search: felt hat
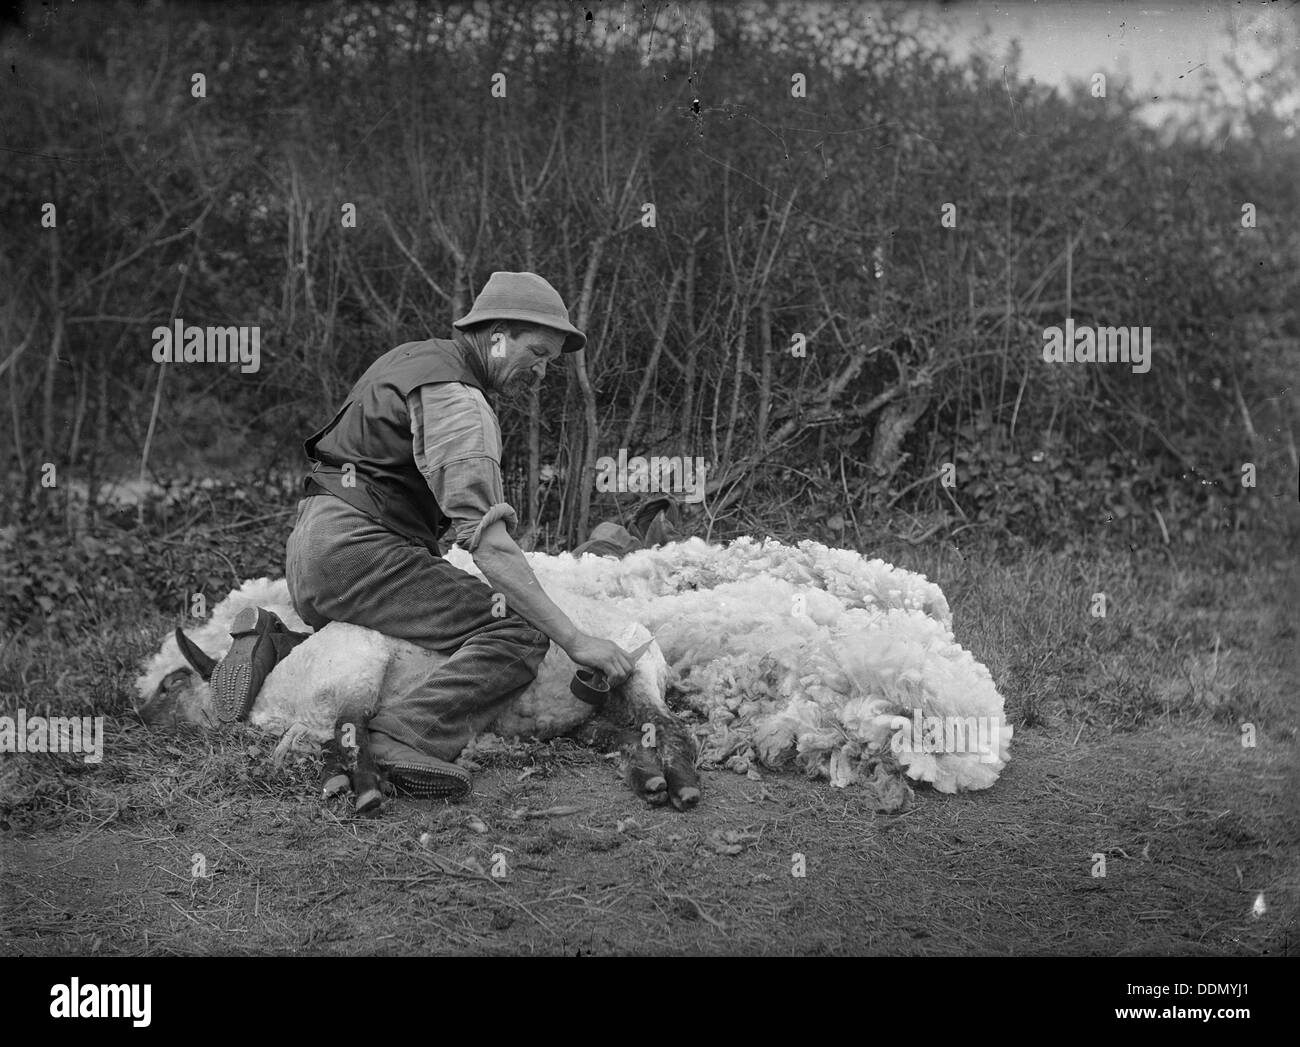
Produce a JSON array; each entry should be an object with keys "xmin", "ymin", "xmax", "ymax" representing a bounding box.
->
[{"xmin": 453, "ymin": 271, "xmax": 586, "ymax": 353}]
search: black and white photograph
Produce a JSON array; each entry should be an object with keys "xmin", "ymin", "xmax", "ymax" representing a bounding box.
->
[{"xmin": 0, "ymin": 0, "xmax": 1295, "ymax": 988}]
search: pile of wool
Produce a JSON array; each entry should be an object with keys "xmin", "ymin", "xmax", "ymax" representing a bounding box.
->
[
  {"xmin": 446, "ymin": 537, "xmax": 1008, "ymax": 795},
  {"xmin": 446, "ymin": 536, "xmax": 951, "ymax": 626},
  {"xmin": 606, "ymin": 576, "xmax": 1007, "ymax": 794}
]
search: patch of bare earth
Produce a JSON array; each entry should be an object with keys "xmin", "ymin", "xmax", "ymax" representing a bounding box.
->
[{"xmin": 2, "ymin": 718, "xmax": 1294, "ymax": 956}]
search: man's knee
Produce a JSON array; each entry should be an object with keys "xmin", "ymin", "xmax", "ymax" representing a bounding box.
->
[{"xmin": 285, "ymin": 546, "xmax": 328, "ymax": 629}]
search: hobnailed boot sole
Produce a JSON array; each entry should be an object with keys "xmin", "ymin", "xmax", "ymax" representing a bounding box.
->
[
  {"xmin": 211, "ymin": 606, "xmax": 276, "ymax": 723},
  {"xmin": 386, "ymin": 761, "xmax": 473, "ymax": 801}
]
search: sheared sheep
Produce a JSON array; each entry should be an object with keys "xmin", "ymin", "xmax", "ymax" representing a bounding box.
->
[{"xmin": 135, "ymin": 537, "xmax": 1012, "ymax": 811}]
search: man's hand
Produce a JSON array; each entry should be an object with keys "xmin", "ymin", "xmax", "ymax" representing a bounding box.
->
[
  {"xmin": 473, "ymin": 521, "xmax": 636, "ymax": 686},
  {"xmin": 564, "ymin": 633, "xmax": 635, "ymax": 687}
]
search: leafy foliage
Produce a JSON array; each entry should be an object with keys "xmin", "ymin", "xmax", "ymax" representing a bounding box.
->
[
  {"xmin": 0, "ymin": 477, "xmax": 296, "ymax": 640},
  {"xmin": 1, "ymin": 0, "xmax": 1295, "ymax": 558}
]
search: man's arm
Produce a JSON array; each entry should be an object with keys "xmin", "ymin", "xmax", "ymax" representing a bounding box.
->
[
  {"xmin": 472, "ymin": 518, "xmax": 635, "ymax": 683},
  {"xmin": 408, "ymin": 383, "xmax": 633, "ymax": 681}
]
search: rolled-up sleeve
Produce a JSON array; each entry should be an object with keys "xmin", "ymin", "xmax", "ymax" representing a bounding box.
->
[{"xmin": 409, "ymin": 383, "xmax": 518, "ymax": 552}]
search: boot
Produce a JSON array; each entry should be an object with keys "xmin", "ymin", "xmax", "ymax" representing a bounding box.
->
[{"xmin": 210, "ymin": 607, "xmax": 311, "ymax": 723}]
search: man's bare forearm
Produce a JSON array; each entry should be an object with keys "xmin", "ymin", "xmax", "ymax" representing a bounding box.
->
[{"xmin": 471, "ymin": 521, "xmax": 579, "ymax": 652}]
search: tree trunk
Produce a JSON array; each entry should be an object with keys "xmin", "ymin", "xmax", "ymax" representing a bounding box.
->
[
  {"xmin": 757, "ymin": 299, "xmax": 772, "ymax": 457},
  {"xmin": 66, "ymin": 358, "xmax": 88, "ymax": 464},
  {"xmin": 621, "ymin": 266, "xmax": 682, "ymax": 448},
  {"xmin": 722, "ymin": 310, "xmax": 748, "ymax": 465},
  {"xmin": 563, "ymin": 237, "xmax": 606, "ymax": 546},
  {"xmin": 41, "ymin": 221, "xmax": 63, "ymax": 467},
  {"xmin": 680, "ymin": 235, "xmax": 700, "ymax": 443},
  {"xmin": 522, "ymin": 236, "xmax": 540, "ymax": 550}
]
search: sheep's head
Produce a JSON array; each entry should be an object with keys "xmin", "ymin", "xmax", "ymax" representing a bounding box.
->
[{"xmin": 134, "ymin": 628, "xmax": 219, "ymax": 728}]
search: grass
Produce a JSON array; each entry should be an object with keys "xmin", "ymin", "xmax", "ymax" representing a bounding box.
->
[{"xmin": 1, "ymin": 509, "xmax": 1296, "ymax": 955}]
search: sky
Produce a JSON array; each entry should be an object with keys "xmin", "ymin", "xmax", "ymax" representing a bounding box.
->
[{"xmin": 929, "ymin": 0, "xmax": 1299, "ymax": 132}]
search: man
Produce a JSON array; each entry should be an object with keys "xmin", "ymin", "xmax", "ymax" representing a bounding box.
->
[{"xmin": 210, "ymin": 271, "xmax": 635, "ymax": 798}]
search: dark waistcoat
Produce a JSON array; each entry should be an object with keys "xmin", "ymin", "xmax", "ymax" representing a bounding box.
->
[{"xmin": 303, "ymin": 335, "xmax": 488, "ymax": 553}]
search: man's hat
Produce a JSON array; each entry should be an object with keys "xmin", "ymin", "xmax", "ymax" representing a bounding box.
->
[{"xmin": 453, "ymin": 271, "xmax": 586, "ymax": 353}]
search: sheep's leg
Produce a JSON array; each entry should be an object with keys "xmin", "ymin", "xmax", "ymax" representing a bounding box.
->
[
  {"xmin": 319, "ymin": 737, "xmax": 351, "ymax": 799},
  {"xmin": 598, "ymin": 667, "xmax": 701, "ymax": 810},
  {"xmin": 657, "ymin": 724, "xmax": 701, "ymax": 811},
  {"xmin": 570, "ymin": 719, "xmax": 670, "ymax": 806},
  {"xmin": 565, "ymin": 652, "xmax": 700, "ymax": 809},
  {"xmin": 629, "ymin": 717, "xmax": 700, "ymax": 811},
  {"xmin": 352, "ymin": 733, "xmax": 384, "ymax": 816},
  {"xmin": 335, "ymin": 705, "xmax": 384, "ymax": 816},
  {"xmin": 272, "ymin": 722, "xmax": 311, "ymax": 768}
]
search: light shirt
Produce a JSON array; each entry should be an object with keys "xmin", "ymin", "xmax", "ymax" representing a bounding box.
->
[{"xmin": 408, "ymin": 382, "xmax": 518, "ymax": 552}]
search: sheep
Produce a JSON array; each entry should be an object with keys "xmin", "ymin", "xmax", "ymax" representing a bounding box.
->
[
  {"xmin": 136, "ymin": 574, "xmax": 696, "ymax": 810},
  {"xmin": 135, "ymin": 537, "xmax": 1012, "ymax": 812}
]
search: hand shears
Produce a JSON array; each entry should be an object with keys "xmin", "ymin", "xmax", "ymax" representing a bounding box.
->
[{"xmin": 569, "ymin": 638, "xmax": 655, "ymax": 707}]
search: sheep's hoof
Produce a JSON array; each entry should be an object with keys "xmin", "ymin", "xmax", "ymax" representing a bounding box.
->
[
  {"xmin": 635, "ymin": 775, "xmax": 670, "ymax": 805},
  {"xmin": 660, "ymin": 730, "xmax": 701, "ymax": 811},
  {"xmin": 624, "ymin": 746, "xmax": 669, "ymax": 804},
  {"xmin": 354, "ymin": 786, "xmax": 384, "ymax": 816},
  {"xmin": 321, "ymin": 772, "xmax": 351, "ymax": 799},
  {"xmin": 636, "ymin": 773, "xmax": 670, "ymax": 806},
  {"xmin": 352, "ymin": 765, "xmax": 387, "ymax": 815}
]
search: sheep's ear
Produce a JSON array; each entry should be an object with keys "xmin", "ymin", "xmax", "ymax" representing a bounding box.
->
[{"xmin": 175, "ymin": 627, "xmax": 217, "ymax": 681}]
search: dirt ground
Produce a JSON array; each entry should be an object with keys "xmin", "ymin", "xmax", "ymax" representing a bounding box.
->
[
  {"xmin": 4, "ymin": 530, "xmax": 1296, "ymax": 955},
  {"xmin": 2, "ymin": 716, "xmax": 1294, "ymax": 956}
]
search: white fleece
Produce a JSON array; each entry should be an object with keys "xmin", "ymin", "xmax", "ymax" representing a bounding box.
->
[{"xmin": 136, "ymin": 538, "xmax": 1009, "ymax": 794}]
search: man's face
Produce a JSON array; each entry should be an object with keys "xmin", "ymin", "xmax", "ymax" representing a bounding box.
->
[{"xmin": 489, "ymin": 324, "xmax": 566, "ymax": 401}]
